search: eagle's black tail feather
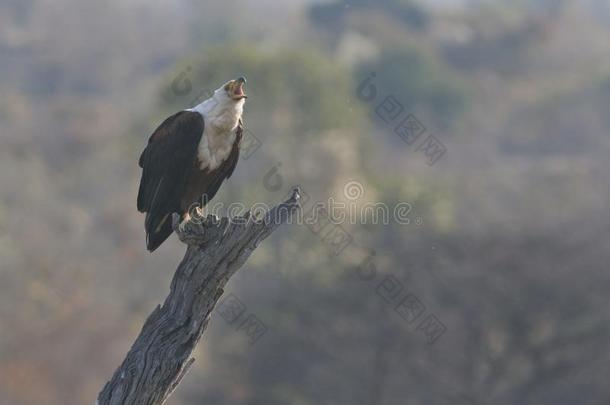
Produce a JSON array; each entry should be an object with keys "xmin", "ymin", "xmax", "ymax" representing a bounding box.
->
[{"xmin": 145, "ymin": 212, "xmax": 174, "ymax": 252}]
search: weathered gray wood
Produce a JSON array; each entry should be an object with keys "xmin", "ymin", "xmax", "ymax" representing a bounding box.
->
[{"xmin": 97, "ymin": 189, "xmax": 301, "ymax": 405}]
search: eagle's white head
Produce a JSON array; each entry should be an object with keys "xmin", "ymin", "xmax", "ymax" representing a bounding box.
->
[
  {"xmin": 215, "ymin": 76, "xmax": 247, "ymax": 102},
  {"xmin": 190, "ymin": 76, "xmax": 247, "ymax": 131}
]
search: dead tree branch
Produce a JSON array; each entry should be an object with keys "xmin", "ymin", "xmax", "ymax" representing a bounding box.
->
[{"xmin": 97, "ymin": 188, "xmax": 301, "ymax": 405}]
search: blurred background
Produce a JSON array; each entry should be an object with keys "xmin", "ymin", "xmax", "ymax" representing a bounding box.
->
[{"xmin": 2, "ymin": 0, "xmax": 610, "ymax": 404}]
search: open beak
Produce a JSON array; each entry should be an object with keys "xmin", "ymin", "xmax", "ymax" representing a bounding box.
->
[{"xmin": 231, "ymin": 76, "xmax": 247, "ymax": 100}]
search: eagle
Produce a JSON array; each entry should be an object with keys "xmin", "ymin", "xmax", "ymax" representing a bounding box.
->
[{"xmin": 137, "ymin": 77, "xmax": 247, "ymax": 251}]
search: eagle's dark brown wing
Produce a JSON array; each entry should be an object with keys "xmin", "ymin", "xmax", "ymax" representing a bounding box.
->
[{"xmin": 137, "ymin": 110, "xmax": 204, "ymax": 251}]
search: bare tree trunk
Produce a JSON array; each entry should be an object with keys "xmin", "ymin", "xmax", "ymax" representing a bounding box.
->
[{"xmin": 97, "ymin": 189, "xmax": 301, "ymax": 405}]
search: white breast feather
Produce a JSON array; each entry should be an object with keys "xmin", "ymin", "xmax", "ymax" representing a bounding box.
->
[
  {"xmin": 198, "ymin": 126, "xmax": 236, "ymax": 170},
  {"xmin": 188, "ymin": 91, "xmax": 244, "ymax": 171}
]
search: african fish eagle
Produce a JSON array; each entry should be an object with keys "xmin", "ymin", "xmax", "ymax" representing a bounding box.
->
[{"xmin": 137, "ymin": 77, "xmax": 247, "ymax": 251}]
